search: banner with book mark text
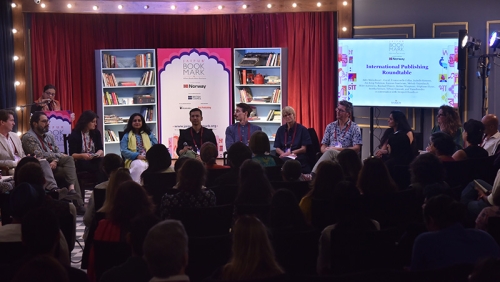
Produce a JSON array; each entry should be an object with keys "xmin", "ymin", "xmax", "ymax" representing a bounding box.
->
[
  {"xmin": 43, "ymin": 110, "xmax": 72, "ymax": 152},
  {"xmin": 157, "ymin": 48, "xmax": 232, "ymax": 158}
]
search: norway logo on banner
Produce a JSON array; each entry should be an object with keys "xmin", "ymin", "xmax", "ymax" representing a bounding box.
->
[{"xmin": 157, "ymin": 48, "xmax": 232, "ymax": 158}]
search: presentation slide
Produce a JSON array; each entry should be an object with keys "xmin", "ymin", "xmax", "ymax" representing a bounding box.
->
[{"xmin": 338, "ymin": 38, "xmax": 459, "ymax": 108}]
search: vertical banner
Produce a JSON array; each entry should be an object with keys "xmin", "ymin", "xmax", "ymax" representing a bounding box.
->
[
  {"xmin": 44, "ymin": 110, "xmax": 72, "ymax": 151},
  {"xmin": 157, "ymin": 48, "xmax": 232, "ymax": 158}
]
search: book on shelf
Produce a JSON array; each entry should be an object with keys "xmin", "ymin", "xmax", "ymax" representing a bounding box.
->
[
  {"xmin": 141, "ymin": 106, "xmax": 154, "ymax": 121},
  {"xmin": 266, "ymin": 110, "xmax": 274, "ymax": 121},
  {"xmin": 146, "ymin": 53, "xmax": 152, "ymax": 68},
  {"xmin": 271, "ymin": 88, "xmax": 281, "ymax": 103},
  {"xmin": 118, "ymin": 81, "xmax": 137, "ymax": 86},
  {"xmin": 103, "ymin": 92, "xmax": 119, "ymax": 105},
  {"xmin": 272, "ymin": 110, "xmax": 281, "ymax": 122},
  {"xmin": 139, "ymin": 70, "xmax": 155, "ymax": 86},
  {"xmin": 239, "ymin": 87, "xmax": 253, "ymax": 103},
  {"xmin": 133, "ymin": 94, "xmax": 155, "ymax": 104},
  {"xmin": 248, "ymin": 106, "xmax": 259, "ymax": 120},
  {"xmin": 252, "ymin": 96, "xmax": 272, "ymax": 103},
  {"xmin": 104, "ymin": 114, "xmax": 121, "ymax": 124},
  {"xmin": 276, "ymin": 54, "xmax": 281, "ymax": 66},
  {"xmin": 266, "ymin": 53, "xmax": 273, "ymax": 66},
  {"xmin": 103, "ymin": 54, "xmax": 117, "ymax": 68},
  {"xmin": 102, "ymin": 73, "xmax": 118, "ymax": 87}
]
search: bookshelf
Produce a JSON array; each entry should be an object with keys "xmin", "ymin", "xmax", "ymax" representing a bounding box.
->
[
  {"xmin": 233, "ymin": 48, "xmax": 287, "ymax": 142},
  {"xmin": 95, "ymin": 49, "xmax": 158, "ymax": 155}
]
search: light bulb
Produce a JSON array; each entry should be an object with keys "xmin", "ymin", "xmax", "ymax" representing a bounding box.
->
[
  {"xmin": 13, "ymin": 56, "xmax": 19, "ymax": 61},
  {"xmin": 11, "ymin": 3, "xmax": 16, "ymax": 8},
  {"xmin": 144, "ymin": 5, "xmax": 149, "ymax": 9},
  {"xmin": 343, "ymin": 1, "xmax": 348, "ymax": 5},
  {"xmin": 342, "ymin": 27, "xmax": 347, "ymax": 32},
  {"xmin": 67, "ymin": 3, "xmax": 72, "ymax": 8},
  {"xmin": 267, "ymin": 4, "xmax": 272, "ymax": 8},
  {"xmin": 118, "ymin": 4, "xmax": 123, "ymax": 9},
  {"xmin": 217, "ymin": 5, "xmax": 223, "ymax": 10},
  {"xmin": 242, "ymin": 4, "xmax": 247, "ymax": 9},
  {"xmin": 317, "ymin": 2, "xmax": 322, "ymax": 7},
  {"xmin": 15, "ymin": 106, "xmax": 21, "ymax": 111},
  {"xmin": 41, "ymin": 3, "xmax": 46, "ymax": 8},
  {"xmin": 292, "ymin": 3, "xmax": 297, "ymax": 7},
  {"xmin": 14, "ymin": 81, "xmax": 20, "ymax": 86},
  {"xmin": 17, "ymin": 132, "xmax": 22, "ymax": 136},
  {"xmin": 170, "ymin": 5, "xmax": 176, "ymax": 10},
  {"xmin": 92, "ymin": 5, "xmax": 98, "ymax": 10},
  {"xmin": 12, "ymin": 28, "xmax": 18, "ymax": 33},
  {"xmin": 194, "ymin": 5, "xmax": 199, "ymax": 10}
]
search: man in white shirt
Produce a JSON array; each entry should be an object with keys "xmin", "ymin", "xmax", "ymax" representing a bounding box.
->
[
  {"xmin": 481, "ymin": 114, "xmax": 500, "ymax": 156},
  {"xmin": 143, "ymin": 220, "xmax": 190, "ymax": 282}
]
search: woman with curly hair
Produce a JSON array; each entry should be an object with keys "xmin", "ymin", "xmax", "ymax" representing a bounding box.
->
[{"xmin": 431, "ymin": 105, "xmax": 464, "ymax": 151}]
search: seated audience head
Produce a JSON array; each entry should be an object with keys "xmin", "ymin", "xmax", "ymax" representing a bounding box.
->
[
  {"xmin": 143, "ymin": 220, "xmax": 188, "ymax": 279},
  {"xmin": 463, "ymin": 119, "xmax": 485, "ymax": 146},
  {"xmin": 128, "ymin": 214, "xmax": 160, "ymax": 256},
  {"xmin": 237, "ymin": 159, "xmax": 273, "ymax": 204},
  {"xmin": 428, "ymin": 132, "xmax": 456, "ymax": 157},
  {"xmin": 336, "ymin": 149, "xmax": 362, "ymax": 183},
  {"xmin": 423, "ymin": 194, "xmax": 466, "ymax": 231},
  {"xmin": 437, "ymin": 105, "xmax": 462, "ymax": 132},
  {"xmin": 222, "ymin": 215, "xmax": 283, "ymax": 280},
  {"xmin": 74, "ymin": 110, "xmax": 98, "ymax": 133},
  {"xmin": 332, "ymin": 181, "xmax": 362, "ymax": 216},
  {"xmin": 357, "ymin": 157, "xmax": 397, "ymax": 194},
  {"xmin": 99, "ymin": 167, "xmax": 133, "ymax": 214},
  {"xmin": 22, "ymin": 208, "xmax": 60, "ymax": 256},
  {"xmin": 125, "ymin": 113, "xmax": 151, "ymax": 134},
  {"xmin": 177, "ymin": 158, "xmax": 206, "ymax": 192},
  {"xmin": 281, "ymin": 159, "xmax": 302, "ymax": 182},
  {"xmin": 16, "ymin": 162, "xmax": 45, "ymax": 187},
  {"xmin": 101, "ymin": 153, "xmax": 124, "ymax": 177},
  {"xmin": 227, "ymin": 141, "xmax": 252, "ymax": 170},
  {"xmin": 10, "ymin": 183, "xmax": 45, "ymax": 222},
  {"xmin": 143, "ymin": 144, "xmax": 172, "ymax": 175},
  {"xmin": 200, "ymin": 142, "xmax": 218, "ymax": 166},
  {"xmin": 174, "ymin": 156, "xmax": 189, "ymax": 173},
  {"xmin": 410, "ymin": 153, "xmax": 445, "ymax": 187},
  {"xmin": 13, "ymin": 156, "xmax": 41, "ymax": 185},
  {"xmin": 249, "ymin": 131, "xmax": 271, "ymax": 155},
  {"xmin": 109, "ymin": 180, "xmax": 154, "ymax": 231},
  {"xmin": 309, "ymin": 160, "xmax": 344, "ymax": 199},
  {"xmin": 269, "ymin": 189, "xmax": 308, "ymax": 230},
  {"xmin": 468, "ymin": 257, "xmax": 500, "ymax": 282},
  {"xmin": 12, "ymin": 255, "xmax": 69, "ymax": 282},
  {"xmin": 482, "ymin": 114, "xmax": 499, "ymax": 137}
]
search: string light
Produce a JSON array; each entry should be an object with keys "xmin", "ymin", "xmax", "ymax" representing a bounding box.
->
[
  {"xmin": 11, "ymin": 3, "xmax": 16, "ymax": 8},
  {"xmin": 144, "ymin": 5, "xmax": 149, "ymax": 9},
  {"xmin": 292, "ymin": 3, "xmax": 297, "ymax": 7},
  {"xmin": 194, "ymin": 5, "xmax": 199, "ymax": 10},
  {"xmin": 342, "ymin": 27, "xmax": 347, "ymax": 32},
  {"xmin": 13, "ymin": 56, "xmax": 19, "ymax": 61},
  {"xmin": 12, "ymin": 28, "xmax": 18, "ymax": 34},
  {"xmin": 242, "ymin": 4, "xmax": 247, "ymax": 9},
  {"xmin": 343, "ymin": 1, "xmax": 348, "ymax": 5},
  {"xmin": 317, "ymin": 2, "xmax": 322, "ymax": 7},
  {"xmin": 267, "ymin": 4, "xmax": 272, "ymax": 8},
  {"xmin": 118, "ymin": 4, "xmax": 123, "ymax": 9},
  {"xmin": 14, "ymin": 81, "xmax": 20, "ymax": 86},
  {"xmin": 92, "ymin": 5, "xmax": 98, "ymax": 10},
  {"xmin": 16, "ymin": 132, "xmax": 22, "ymax": 136},
  {"xmin": 67, "ymin": 3, "xmax": 72, "ymax": 8},
  {"xmin": 41, "ymin": 3, "xmax": 46, "ymax": 8},
  {"xmin": 170, "ymin": 5, "xmax": 176, "ymax": 10},
  {"xmin": 217, "ymin": 5, "xmax": 223, "ymax": 10},
  {"xmin": 15, "ymin": 106, "xmax": 21, "ymax": 111}
]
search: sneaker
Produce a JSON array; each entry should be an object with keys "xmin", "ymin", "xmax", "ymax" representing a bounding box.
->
[{"xmin": 76, "ymin": 205, "xmax": 86, "ymax": 216}]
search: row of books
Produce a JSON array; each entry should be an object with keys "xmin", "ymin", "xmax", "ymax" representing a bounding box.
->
[
  {"xmin": 266, "ymin": 110, "xmax": 281, "ymax": 121},
  {"xmin": 103, "ymin": 92, "xmax": 119, "ymax": 105},
  {"xmin": 140, "ymin": 70, "xmax": 155, "ymax": 86},
  {"xmin": 102, "ymin": 73, "xmax": 117, "ymax": 87},
  {"xmin": 141, "ymin": 106, "xmax": 154, "ymax": 122},
  {"xmin": 266, "ymin": 53, "xmax": 281, "ymax": 66},
  {"xmin": 105, "ymin": 129, "xmax": 119, "ymax": 142},
  {"xmin": 271, "ymin": 88, "xmax": 281, "ymax": 103},
  {"xmin": 104, "ymin": 114, "xmax": 122, "ymax": 124},
  {"xmin": 102, "ymin": 53, "xmax": 153, "ymax": 68},
  {"xmin": 239, "ymin": 88, "xmax": 253, "ymax": 103},
  {"xmin": 102, "ymin": 54, "xmax": 117, "ymax": 68},
  {"xmin": 136, "ymin": 53, "xmax": 153, "ymax": 68}
]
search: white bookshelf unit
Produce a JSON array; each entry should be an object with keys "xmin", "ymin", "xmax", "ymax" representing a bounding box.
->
[
  {"xmin": 233, "ymin": 48, "xmax": 287, "ymax": 142},
  {"xmin": 95, "ymin": 49, "xmax": 158, "ymax": 155}
]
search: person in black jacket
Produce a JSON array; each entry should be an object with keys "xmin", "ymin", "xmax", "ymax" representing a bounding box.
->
[
  {"xmin": 176, "ymin": 108, "xmax": 216, "ymax": 158},
  {"xmin": 68, "ymin": 110, "xmax": 104, "ymax": 175}
]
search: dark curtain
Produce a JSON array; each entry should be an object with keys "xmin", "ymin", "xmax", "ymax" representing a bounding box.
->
[
  {"xmin": 30, "ymin": 12, "xmax": 336, "ymax": 139},
  {"xmin": 0, "ymin": 2, "xmax": 16, "ymax": 111}
]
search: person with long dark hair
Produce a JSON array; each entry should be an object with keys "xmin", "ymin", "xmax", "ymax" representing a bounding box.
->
[
  {"xmin": 357, "ymin": 157, "xmax": 397, "ymax": 195},
  {"xmin": 376, "ymin": 110, "xmax": 414, "ymax": 162},
  {"xmin": 426, "ymin": 132, "xmax": 456, "ymax": 162},
  {"xmin": 235, "ymin": 159, "xmax": 274, "ymax": 205},
  {"xmin": 120, "ymin": 113, "xmax": 158, "ymax": 183},
  {"xmin": 68, "ymin": 110, "xmax": 104, "ymax": 177},
  {"xmin": 140, "ymin": 144, "xmax": 174, "ymax": 184}
]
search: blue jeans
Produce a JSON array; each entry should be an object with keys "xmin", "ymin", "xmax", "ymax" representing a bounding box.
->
[{"xmin": 461, "ymin": 179, "xmax": 492, "ymax": 217}]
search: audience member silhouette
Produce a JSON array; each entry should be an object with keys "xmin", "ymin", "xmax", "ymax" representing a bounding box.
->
[
  {"xmin": 235, "ymin": 159, "xmax": 274, "ymax": 205},
  {"xmin": 357, "ymin": 157, "xmax": 397, "ymax": 195},
  {"xmin": 336, "ymin": 149, "xmax": 362, "ymax": 183},
  {"xmin": 269, "ymin": 189, "xmax": 310, "ymax": 231}
]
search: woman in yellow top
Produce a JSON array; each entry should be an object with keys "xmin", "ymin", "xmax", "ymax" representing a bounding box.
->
[{"xmin": 120, "ymin": 113, "xmax": 157, "ymax": 183}]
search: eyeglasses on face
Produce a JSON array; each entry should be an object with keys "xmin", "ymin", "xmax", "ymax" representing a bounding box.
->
[
  {"xmin": 336, "ymin": 108, "xmax": 346, "ymax": 113},
  {"xmin": 44, "ymin": 91, "xmax": 55, "ymax": 96},
  {"xmin": 283, "ymin": 114, "xmax": 293, "ymax": 118}
]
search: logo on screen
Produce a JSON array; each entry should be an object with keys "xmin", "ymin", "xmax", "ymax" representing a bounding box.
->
[
  {"xmin": 389, "ymin": 40, "xmax": 404, "ymax": 54},
  {"xmin": 439, "ymin": 74, "xmax": 447, "ymax": 82},
  {"xmin": 349, "ymin": 56, "xmax": 353, "ymax": 64},
  {"xmin": 339, "ymin": 86, "xmax": 347, "ymax": 97},
  {"xmin": 348, "ymin": 73, "xmax": 357, "ymax": 82},
  {"xmin": 348, "ymin": 85, "xmax": 356, "ymax": 90},
  {"xmin": 188, "ymin": 96, "xmax": 201, "ymax": 100}
]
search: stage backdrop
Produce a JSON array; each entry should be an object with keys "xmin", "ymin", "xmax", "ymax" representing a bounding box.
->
[{"xmin": 157, "ymin": 48, "xmax": 232, "ymax": 158}]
